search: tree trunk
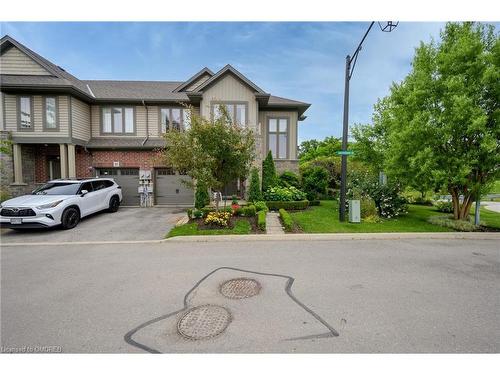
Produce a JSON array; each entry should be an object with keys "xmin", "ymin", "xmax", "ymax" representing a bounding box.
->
[
  {"xmin": 450, "ymin": 188, "xmax": 460, "ymax": 220},
  {"xmin": 459, "ymin": 193, "xmax": 474, "ymax": 221},
  {"xmin": 449, "ymin": 187, "xmax": 474, "ymax": 221}
]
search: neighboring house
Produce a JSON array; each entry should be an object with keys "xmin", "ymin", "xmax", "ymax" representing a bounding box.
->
[{"xmin": 0, "ymin": 35, "xmax": 310, "ymax": 205}]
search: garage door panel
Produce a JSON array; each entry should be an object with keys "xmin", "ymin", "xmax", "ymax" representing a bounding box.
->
[
  {"xmin": 156, "ymin": 169, "xmax": 194, "ymax": 205},
  {"xmin": 97, "ymin": 168, "xmax": 139, "ymax": 206}
]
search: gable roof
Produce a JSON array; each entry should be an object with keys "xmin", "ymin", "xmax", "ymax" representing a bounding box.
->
[
  {"xmin": 82, "ymin": 80, "xmax": 188, "ymax": 101},
  {"xmin": 173, "ymin": 67, "xmax": 214, "ymax": 92},
  {"xmin": 194, "ymin": 64, "xmax": 267, "ymax": 94},
  {"xmin": 0, "ymin": 35, "xmax": 310, "ymax": 115},
  {"xmin": 0, "ymin": 35, "xmax": 92, "ymax": 97}
]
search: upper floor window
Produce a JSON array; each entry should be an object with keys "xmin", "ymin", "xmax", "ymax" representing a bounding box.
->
[
  {"xmin": 102, "ymin": 107, "xmax": 135, "ymax": 134},
  {"xmin": 19, "ymin": 96, "xmax": 32, "ymax": 130},
  {"xmin": 268, "ymin": 117, "xmax": 288, "ymax": 159},
  {"xmin": 44, "ymin": 97, "xmax": 58, "ymax": 130},
  {"xmin": 160, "ymin": 107, "xmax": 188, "ymax": 133},
  {"xmin": 211, "ymin": 102, "xmax": 247, "ymax": 126}
]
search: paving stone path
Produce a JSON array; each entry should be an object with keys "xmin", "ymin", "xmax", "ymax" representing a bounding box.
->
[{"xmin": 265, "ymin": 212, "xmax": 285, "ymax": 234}]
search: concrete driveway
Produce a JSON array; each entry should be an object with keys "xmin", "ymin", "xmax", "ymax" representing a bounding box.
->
[
  {"xmin": 0, "ymin": 207, "xmax": 186, "ymax": 243},
  {"xmin": 1, "ymin": 237, "xmax": 498, "ymax": 353}
]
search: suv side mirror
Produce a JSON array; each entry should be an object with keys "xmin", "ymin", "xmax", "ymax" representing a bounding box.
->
[{"xmin": 80, "ymin": 189, "xmax": 89, "ymax": 197}]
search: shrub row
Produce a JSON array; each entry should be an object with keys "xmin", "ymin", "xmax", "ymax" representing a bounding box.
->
[
  {"xmin": 235, "ymin": 205, "xmax": 256, "ymax": 217},
  {"xmin": 254, "ymin": 201, "xmax": 268, "ymax": 212},
  {"xmin": 309, "ymin": 200, "xmax": 321, "ymax": 206},
  {"xmin": 278, "ymin": 208, "xmax": 293, "ymax": 232},
  {"xmin": 187, "ymin": 206, "xmax": 233, "ymax": 219},
  {"xmin": 265, "ymin": 200, "xmax": 309, "ymax": 211},
  {"xmin": 428, "ymin": 215, "xmax": 480, "ymax": 231},
  {"xmin": 257, "ymin": 210, "xmax": 266, "ymax": 231}
]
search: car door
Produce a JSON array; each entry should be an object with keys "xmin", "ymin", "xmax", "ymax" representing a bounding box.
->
[
  {"xmin": 78, "ymin": 181, "xmax": 99, "ymax": 216},
  {"xmin": 91, "ymin": 180, "xmax": 111, "ymax": 211}
]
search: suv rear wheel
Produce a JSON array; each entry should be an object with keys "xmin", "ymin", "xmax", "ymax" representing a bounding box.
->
[{"xmin": 61, "ymin": 207, "xmax": 80, "ymax": 229}]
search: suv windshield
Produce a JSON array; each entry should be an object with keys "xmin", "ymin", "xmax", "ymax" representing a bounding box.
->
[{"xmin": 32, "ymin": 182, "xmax": 81, "ymax": 195}]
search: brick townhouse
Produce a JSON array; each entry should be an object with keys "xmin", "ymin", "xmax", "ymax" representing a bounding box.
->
[{"xmin": 0, "ymin": 35, "xmax": 310, "ymax": 205}]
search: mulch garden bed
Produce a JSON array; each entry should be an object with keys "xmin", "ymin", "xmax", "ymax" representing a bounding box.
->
[{"xmin": 190, "ymin": 215, "xmax": 264, "ymax": 234}]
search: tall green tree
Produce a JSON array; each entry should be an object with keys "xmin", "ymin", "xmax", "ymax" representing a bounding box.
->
[
  {"xmin": 261, "ymin": 150, "xmax": 277, "ymax": 191},
  {"xmin": 248, "ymin": 167, "xmax": 262, "ymax": 202},
  {"xmin": 162, "ymin": 105, "xmax": 255, "ymax": 199},
  {"xmin": 354, "ymin": 22, "xmax": 500, "ymax": 220},
  {"xmin": 298, "ymin": 136, "xmax": 342, "ymax": 163}
]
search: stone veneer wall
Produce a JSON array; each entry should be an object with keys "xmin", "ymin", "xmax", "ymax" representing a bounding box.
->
[
  {"xmin": 0, "ymin": 131, "xmax": 37, "ymax": 198},
  {"xmin": 274, "ymin": 159, "xmax": 299, "ymax": 174}
]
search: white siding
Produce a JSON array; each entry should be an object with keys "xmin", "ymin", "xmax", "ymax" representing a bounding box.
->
[
  {"xmin": 259, "ymin": 110, "xmax": 298, "ymax": 160},
  {"xmin": 71, "ymin": 97, "xmax": 91, "ymax": 141},
  {"xmin": 0, "ymin": 46, "xmax": 51, "ymax": 76},
  {"xmin": 3, "ymin": 94, "xmax": 70, "ymax": 137},
  {"xmin": 200, "ymin": 74, "xmax": 258, "ymax": 132}
]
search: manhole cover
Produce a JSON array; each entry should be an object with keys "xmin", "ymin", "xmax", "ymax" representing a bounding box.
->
[
  {"xmin": 177, "ymin": 305, "xmax": 231, "ymax": 340},
  {"xmin": 220, "ymin": 278, "xmax": 261, "ymax": 299}
]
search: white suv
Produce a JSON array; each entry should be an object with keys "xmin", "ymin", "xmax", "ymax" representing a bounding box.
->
[{"xmin": 0, "ymin": 178, "xmax": 122, "ymax": 230}]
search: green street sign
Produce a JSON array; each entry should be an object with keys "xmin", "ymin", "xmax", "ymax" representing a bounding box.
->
[{"xmin": 336, "ymin": 150, "xmax": 354, "ymax": 156}]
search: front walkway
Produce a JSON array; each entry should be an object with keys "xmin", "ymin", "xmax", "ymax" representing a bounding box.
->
[{"xmin": 265, "ymin": 212, "xmax": 285, "ymax": 234}]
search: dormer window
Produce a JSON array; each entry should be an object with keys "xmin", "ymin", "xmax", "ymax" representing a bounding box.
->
[{"xmin": 211, "ymin": 102, "xmax": 247, "ymax": 126}]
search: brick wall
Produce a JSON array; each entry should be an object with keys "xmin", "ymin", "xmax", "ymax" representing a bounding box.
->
[{"xmin": 75, "ymin": 148, "xmax": 167, "ymax": 177}]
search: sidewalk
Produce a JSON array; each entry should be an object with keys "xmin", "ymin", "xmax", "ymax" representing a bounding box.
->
[{"xmin": 265, "ymin": 212, "xmax": 285, "ymax": 234}]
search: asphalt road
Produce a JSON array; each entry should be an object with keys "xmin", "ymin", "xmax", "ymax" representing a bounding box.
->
[{"xmin": 1, "ymin": 238, "xmax": 499, "ymax": 353}]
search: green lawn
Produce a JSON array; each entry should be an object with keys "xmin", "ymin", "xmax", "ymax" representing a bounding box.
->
[
  {"xmin": 479, "ymin": 206, "xmax": 500, "ymax": 229},
  {"xmin": 291, "ymin": 201, "xmax": 451, "ymax": 233},
  {"xmin": 167, "ymin": 219, "xmax": 252, "ymax": 238},
  {"xmin": 488, "ymin": 180, "xmax": 500, "ymax": 194}
]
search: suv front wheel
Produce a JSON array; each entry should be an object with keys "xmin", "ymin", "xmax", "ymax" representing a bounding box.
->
[
  {"xmin": 108, "ymin": 196, "xmax": 120, "ymax": 213},
  {"xmin": 61, "ymin": 207, "xmax": 80, "ymax": 229}
]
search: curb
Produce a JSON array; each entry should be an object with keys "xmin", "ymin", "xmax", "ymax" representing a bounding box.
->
[
  {"xmin": 165, "ymin": 232, "xmax": 500, "ymax": 242},
  {"xmin": 2, "ymin": 232, "xmax": 499, "ymax": 247}
]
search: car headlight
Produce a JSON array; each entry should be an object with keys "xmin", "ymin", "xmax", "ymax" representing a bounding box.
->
[{"xmin": 36, "ymin": 200, "xmax": 63, "ymax": 210}]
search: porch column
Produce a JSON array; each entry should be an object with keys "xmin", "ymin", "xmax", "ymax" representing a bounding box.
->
[
  {"xmin": 67, "ymin": 144, "xmax": 76, "ymax": 178},
  {"xmin": 59, "ymin": 143, "xmax": 68, "ymax": 179},
  {"xmin": 12, "ymin": 143, "xmax": 24, "ymax": 184}
]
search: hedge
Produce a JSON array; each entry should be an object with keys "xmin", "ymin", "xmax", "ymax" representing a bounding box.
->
[
  {"xmin": 309, "ymin": 200, "xmax": 321, "ymax": 206},
  {"xmin": 265, "ymin": 200, "xmax": 309, "ymax": 211},
  {"xmin": 279, "ymin": 208, "xmax": 293, "ymax": 232},
  {"xmin": 257, "ymin": 210, "xmax": 266, "ymax": 231},
  {"xmin": 237, "ymin": 205, "xmax": 256, "ymax": 217}
]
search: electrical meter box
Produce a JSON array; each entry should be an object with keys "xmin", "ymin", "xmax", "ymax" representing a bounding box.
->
[
  {"xmin": 139, "ymin": 169, "xmax": 152, "ymax": 180},
  {"xmin": 349, "ymin": 200, "xmax": 361, "ymax": 223}
]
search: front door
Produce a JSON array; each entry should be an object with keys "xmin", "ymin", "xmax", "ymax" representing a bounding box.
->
[{"xmin": 47, "ymin": 157, "xmax": 61, "ymax": 180}]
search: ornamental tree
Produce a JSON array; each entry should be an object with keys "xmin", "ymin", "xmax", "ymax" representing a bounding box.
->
[
  {"xmin": 162, "ymin": 105, "xmax": 255, "ymax": 205},
  {"xmin": 353, "ymin": 22, "xmax": 500, "ymax": 220},
  {"xmin": 261, "ymin": 150, "xmax": 277, "ymax": 191}
]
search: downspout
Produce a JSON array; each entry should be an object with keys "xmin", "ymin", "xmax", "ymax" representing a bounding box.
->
[{"xmin": 142, "ymin": 99, "xmax": 149, "ymax": 146}]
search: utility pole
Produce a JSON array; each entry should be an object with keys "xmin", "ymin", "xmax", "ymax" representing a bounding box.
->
[{"xmin": 339, "ymin": 21, "xmax": 398, "ymax": 221}]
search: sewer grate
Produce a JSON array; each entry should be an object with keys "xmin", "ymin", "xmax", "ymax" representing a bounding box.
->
[
  {"xmin": 177, "ymin": 305, "xmax": 231, "ymax": 340},
  {"xmin": 220, "ymin": 278, "xmax": 261, "ymax": 299}
]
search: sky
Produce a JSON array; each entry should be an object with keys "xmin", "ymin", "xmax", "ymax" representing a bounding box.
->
[{"xmin": 0, "ymin": 22, "xmax": 454, "ymax": 141}]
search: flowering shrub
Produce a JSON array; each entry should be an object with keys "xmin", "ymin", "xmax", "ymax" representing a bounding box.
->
[
  {"xmin": 347, "ymin": 173, "xmax": 407, "ymax": 218},
  {"xmin": 263, "ymin": 186, "xmax": 307, "ymax": 202},
  {"xmin": 204, "ymin": 211, "xmax": 232, "ymax": 227},
  {"xmin": 434, "ymin": 200, "xmax": 453, "ymax": 213}
]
